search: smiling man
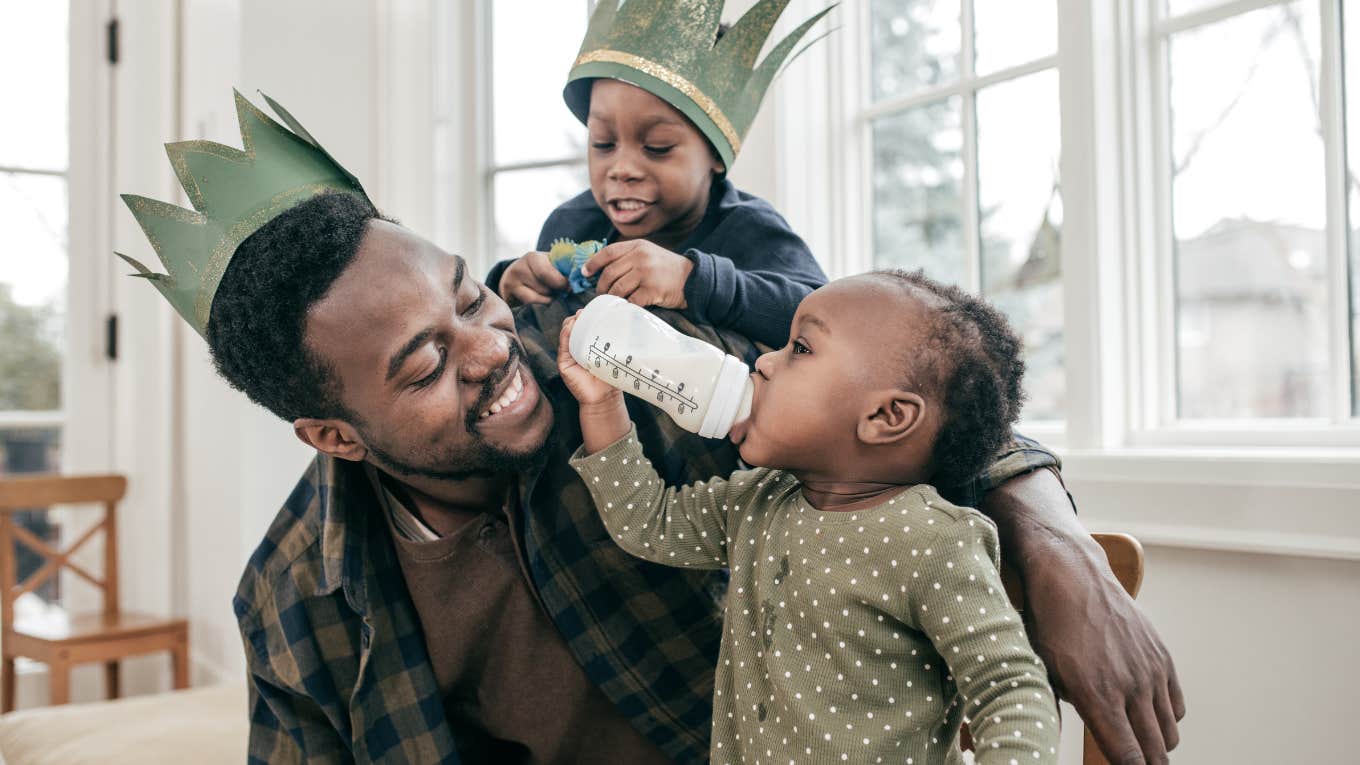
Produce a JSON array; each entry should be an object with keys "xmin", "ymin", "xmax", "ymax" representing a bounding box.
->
[{"xmin": 122, "ymin": 93, "xmax": 1182, "ymax": 765}]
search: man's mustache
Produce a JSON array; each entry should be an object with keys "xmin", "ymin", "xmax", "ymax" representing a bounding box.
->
[{"xmin": 466, "ymin": 339, "xmax": 526, "ymax": 432}]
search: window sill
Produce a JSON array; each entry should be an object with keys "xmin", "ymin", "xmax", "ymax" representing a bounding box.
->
[{"xmin": 1060, "ymin": 446, "xmax": 1360, "ymax": 490}]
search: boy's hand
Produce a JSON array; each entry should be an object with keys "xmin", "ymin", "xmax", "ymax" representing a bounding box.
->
[
  {"xmin": 583, "ymin": 240, "xmax": 693, "ymax": 309},
  {"xmin": 499, "ymin": 251, "xmax": 569, "ymax": 306}
]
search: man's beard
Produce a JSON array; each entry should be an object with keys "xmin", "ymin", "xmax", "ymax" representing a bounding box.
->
[
  {"xmin": 365, "ymin": 431, "xmax": 551, "ymax": 482},
  {"xmin": 362, "ymin": 340, "xmax": 553, "ymax": 481}
]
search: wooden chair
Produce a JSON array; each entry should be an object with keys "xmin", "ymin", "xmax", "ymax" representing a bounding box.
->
[
  {"xmin": 961, "ymin": 532, "xmax": 1145, "ymax": 765},
  {"xmin": 0, "ymin": 474, "xmax": 189, "ymax": 711}
]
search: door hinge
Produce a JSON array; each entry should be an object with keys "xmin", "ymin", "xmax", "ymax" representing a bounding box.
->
[
  {"xmin": 105, "ymin": 314, "xmax": 119, "ymax": 361},
  {"xmin": 106, "ymin": 17, "xmax": 119, "ymax": 65}
]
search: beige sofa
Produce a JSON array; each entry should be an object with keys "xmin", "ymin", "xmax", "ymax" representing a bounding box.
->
[{"xmin": 0, "ymin": 685, "xmax": 246, "ymax": 765}]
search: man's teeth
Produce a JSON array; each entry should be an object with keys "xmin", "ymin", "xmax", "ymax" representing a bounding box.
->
[
  {"xmin": 481, "ymin": 370, "xmax": 525, "ymax": 419},
  {"xmin": 614, "ymin": 200, "xmax": 648, "ymax": 211}
]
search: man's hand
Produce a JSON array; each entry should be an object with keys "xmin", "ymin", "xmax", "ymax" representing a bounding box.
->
[
  {"xmin": 583, "ymin": 240, "xmax": 693, "ymax": 309},
  {"xmin": 499, "ymin": 251, "xmax": 569, "ymax": 306},
  {"xmin": 981, "ymin": 469, "xmax": 1185, "ymax": 765}
]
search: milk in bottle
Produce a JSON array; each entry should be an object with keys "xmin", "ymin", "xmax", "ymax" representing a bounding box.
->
[{"xmin": 567, "ymin": 295, "xmax": 753, "ymax": 438}]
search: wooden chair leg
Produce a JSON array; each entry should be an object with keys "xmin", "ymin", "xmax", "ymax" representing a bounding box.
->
[
  {"xmin": 48, "ymin": 658, "xmax": 71, "ymax": 706},
  {"xmin": 2, "ymin": 656, "xmax": 15, "ymax": 713},
  {"xmin": 172, "ymin": 633, "xmax": 190, "ymax": 690},
  {"xmin": 105, "ymin": 660, "xmax": 121, "ymax": 699}
]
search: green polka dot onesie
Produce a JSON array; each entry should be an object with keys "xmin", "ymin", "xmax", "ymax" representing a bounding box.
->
[{"xmin": 570, "ymin": 427, "xmax": 1060, "ymax": 765}]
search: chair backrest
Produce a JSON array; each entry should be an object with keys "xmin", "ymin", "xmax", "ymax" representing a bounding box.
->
[
  {"xmin": 0, "ymin": 474, "xmax": 128, "ymax": 630},
  {"xmin": 961, "ymin": 532, "xmax": 1146, "ymax": 763}
]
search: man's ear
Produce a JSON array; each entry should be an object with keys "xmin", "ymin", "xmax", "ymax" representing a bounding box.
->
[
  {"xmin": 856, "ymin": 391, "xmax": 927, "ymax": 446},
  {"xmin": 293, "ymin": 418, "xmax": 369, "ymax": 462}
]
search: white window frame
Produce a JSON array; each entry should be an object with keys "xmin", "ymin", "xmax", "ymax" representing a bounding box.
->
[
  {"xmin": 0, "ymin": 0, "xmax": 115, "ymax": 469},
  {"xmin": 779, "ymin": 0, "xmax": 1360, "ymax": 453},
  {"xmin": 812, "ymin": 0, "xmax": 1067, "ymax": 442},
  {"xmin": 1124, "ymin": 0, "xmax": 1360, "ymax": 448},
  {"xmin": 835, "ymin": 2, "xmax": 1060, "ymax": 292}
]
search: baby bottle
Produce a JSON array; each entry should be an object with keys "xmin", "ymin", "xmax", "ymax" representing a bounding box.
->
[{"xmin": 568, "ymin": 294, "xmax": 753, "ymax": 438}]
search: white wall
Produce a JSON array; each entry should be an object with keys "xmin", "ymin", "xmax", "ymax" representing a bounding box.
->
[{"xmin": 1062, "ymin": 459, "xmax": 1360, "ymax": 764}]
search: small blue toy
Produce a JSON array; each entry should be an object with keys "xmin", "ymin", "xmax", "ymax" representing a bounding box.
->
[{"xmin": 548, "ymin": 238, "xmax": 606, "ymax": 294}]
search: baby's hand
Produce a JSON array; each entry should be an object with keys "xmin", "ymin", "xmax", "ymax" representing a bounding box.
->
[
  {"xmin": 499, "ymin": 251, "xmax": 569, "ymax": 306},
  {"xmin": 583, "ymin": 240, "xmax": 693, "ymax": 309},
  {"xmin": 557, "ymin": 313, "xmax": 622, "ymax": 407}
]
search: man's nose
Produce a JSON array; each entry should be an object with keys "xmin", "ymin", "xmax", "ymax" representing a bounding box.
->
[{"xmin": 459, "ymin": 326, "xmax": 511, "ymax": 383}]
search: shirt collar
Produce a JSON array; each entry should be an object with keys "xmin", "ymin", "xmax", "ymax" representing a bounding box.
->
[
  {"xmin": 365, "ymin": 464, "xmax": 441, "ymax": 543},
  {"xmin": 314, "ymin": 454, "xmax": 378, "ymax": 616}
]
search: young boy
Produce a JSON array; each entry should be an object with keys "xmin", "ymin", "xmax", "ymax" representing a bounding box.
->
[
  {"xmin": 558, "ymin": 270, "xmax": 1059, "ymax": 765},
  {"xmin": 486, "ymin": 2, "xmax": 831, "ymax": 349}
]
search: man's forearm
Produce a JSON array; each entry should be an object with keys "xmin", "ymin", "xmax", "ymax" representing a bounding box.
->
[
  {"xmin": 978, "ymin": 466, "xmax": 1108, "ymax": 584},
  {"xmin": 976, "ymin": 465, "xmax": 1186, "ymax": 765}
]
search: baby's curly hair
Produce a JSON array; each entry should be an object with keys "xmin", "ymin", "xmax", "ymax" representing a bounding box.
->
[
  {"xmin": 875, "ymin": 269, "xmax": 1026, "ymax": 487},
  {"xmin": 206, "ymin": 192, "xmax": 389, "ymax": 422}
]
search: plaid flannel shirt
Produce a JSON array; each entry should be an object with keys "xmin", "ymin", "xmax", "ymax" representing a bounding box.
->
[{"xmin": 234, "ymin": 294, "xmax": 1062, "ymax": 764}]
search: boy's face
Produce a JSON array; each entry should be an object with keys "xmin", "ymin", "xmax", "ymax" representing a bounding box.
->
[
  {"xmin": 736, "ymin": 277, "xmax": 938, "ymax": 475},
  {"xmin": 586, "ymin": 79, "xmax": 725, "ymax": 244}
]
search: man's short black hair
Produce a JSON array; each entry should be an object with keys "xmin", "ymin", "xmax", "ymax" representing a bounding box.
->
[
  {"xmin": 206, "ymin": 192, "xmax": 387, "ymax": 422},
  {"xmin": 876, "ymin": 269, "xmax": 1027, "ymax": 487}
]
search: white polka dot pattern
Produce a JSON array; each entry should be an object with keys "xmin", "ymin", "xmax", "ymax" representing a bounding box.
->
[{"xmin": 570, "ymin": 426, "xmax": 1059, "ymax": 764}]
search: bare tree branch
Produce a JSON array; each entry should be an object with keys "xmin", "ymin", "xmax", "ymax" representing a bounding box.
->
[{"xmin": 1174, "ymin": 15, "xmax": 1290, "ymax": 176}]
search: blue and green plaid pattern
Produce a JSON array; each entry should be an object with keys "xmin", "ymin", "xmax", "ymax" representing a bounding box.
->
[{"xmin": 234, "ymin": 294, "xmax": 1061, "ymax": 763}]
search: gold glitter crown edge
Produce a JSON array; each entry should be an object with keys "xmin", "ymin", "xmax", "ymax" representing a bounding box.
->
[
  {"xmin": 116, "ymin": 90, "xmax": 368, "ymax": 337},
  {"xmin": 564, "ymin": 0, "xmax": 836, "ymax": 169}
]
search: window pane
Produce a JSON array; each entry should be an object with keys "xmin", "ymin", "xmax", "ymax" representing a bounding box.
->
[
  {"xmin": 1, "ymin": 427, "xmax": 63, "ymax": 608},
  {"xmin": 871, "ymin": 98, "xmax": 965, "ymax": 285},
  {"xmin": 492, "ymin": 0, "xmax": 588, "ymax": 165},
  {"xmin": 870, "ymin": 0, "xmax": 960, "ymax": 101},
  {"xmin": 493, "ymin": 164, "xmax": 590, "ymax": 264},
  {"xmin": 0, "ymin": 2, "xmax": 67, "ymax": 170},
  {"xmin": 1346, "ymin": 0, "xmax": 1360, "ymax": 416},
  {"xmin": 973, "ymin": 0, "xmax": 1056, "ymax": 75},
  {"xmin": 0, "ymin": 173, "xmax": 66, "ymax": 411},
  {"xmin": 978, "ymin": 70, "xmax": 1063, "ymax": 421},
  {"xmin": 1169, "ymin": 2, "xmax": 1326, "ymax": 419}
]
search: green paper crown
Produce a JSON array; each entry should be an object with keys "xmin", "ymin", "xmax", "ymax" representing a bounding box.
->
[
  {"xmin": 564, "ymin": 0, "xmax": 835, "ymax": 170},
  {"xmin": 117, "ymin": 90, "xmax": 368, "ymax": 337}
]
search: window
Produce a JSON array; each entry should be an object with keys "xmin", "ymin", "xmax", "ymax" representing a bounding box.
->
[
  {"xmin": 0, "ymin": 2, "xmax": 69, "ymax": 613},
  {"xmin": 859, "ymin": 0, "xmax": 1065, "ymax": 422},
  {"xmin": 817, "ymin": 0, "xmax": 1360, "ymax": 446},
  {"xmin": 485, "ymin": 0, "xmax": 592, "ymax": 265},
  {"xmin": 1156, "ymin": 0, "xmax": 1350, "ymax": 423}
]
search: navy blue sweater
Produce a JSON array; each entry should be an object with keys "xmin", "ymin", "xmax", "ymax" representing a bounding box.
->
[{"xmin": 486, "ymin": 178, "xmax": 828, "ymax": 348}]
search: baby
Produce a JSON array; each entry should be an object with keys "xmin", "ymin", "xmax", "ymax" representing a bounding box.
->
[{"xmin": 559, "ymin": 270, "xmax": 1059, "ymax": 764}]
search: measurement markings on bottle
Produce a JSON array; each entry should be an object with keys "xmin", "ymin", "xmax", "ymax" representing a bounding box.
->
[{"xmin": 587, "ymin": 339, "xmax": 701, "ymax": 415}]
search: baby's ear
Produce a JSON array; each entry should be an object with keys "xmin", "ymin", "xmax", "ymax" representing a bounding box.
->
[{"xmin": 856, "ymin": 390, "xmax": 927, "ymax": 445}]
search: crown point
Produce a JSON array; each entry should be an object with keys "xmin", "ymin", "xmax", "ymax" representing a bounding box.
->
[{"xmin": 115, "ymin": 252, "xmax": 166, "ymax": 281}]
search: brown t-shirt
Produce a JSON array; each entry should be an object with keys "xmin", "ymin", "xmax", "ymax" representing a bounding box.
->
[{"xmin": 375, "ymin": 473, "xmax": 670, "ymax": 765}]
